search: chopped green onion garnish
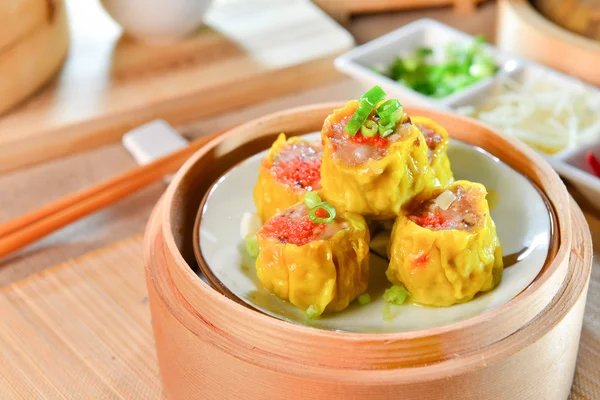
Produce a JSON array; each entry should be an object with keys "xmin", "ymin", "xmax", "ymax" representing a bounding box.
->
[
  {"xmin": 360, "ymin": 85, "xmax": 386, "ymax": 105},
  {"xmin": 360, "ymin": 120, "xmax": 378, "ymax": 137},
  {"xmin": 474, "ymin": 34, "xmax": 486, "ymax": 45},
  {"xmin": 244, "ymin": 234, "xmax": 259, "ymax": 258},
  {"xmin": 383, "ymin": 285, "xmax": 409, "ymax": 305},
  {"xmin": 345, "ymin": 107, "xmax": 369, "ymax": 136},
  {"xmin": 304, "ymin": 192, "xmax": 321, "ymax": 209},
  {"xmin": 345, "ymin": 86, "xmax": 386, "ymax": 136},
  {"xmin": 392, "ymin": 107, "xmax": 404, "ymax": 123},
  {"xmin": 374, "ymin": 37, "xmax": 497, "ymax": 98},
  {"xmin": 376, "ymin": 99, "xmax": 401, "ymax": 119},
  {"xmin": 383, "ymin": 304, "xmax": 395, "ymax": 322},
  {"xmin": 308, "ymin": 202, "xmax": 336, "ymax": 224},
  {"xmin": 416, "ymin": 47, "xmax": 434, "ymax": 57},
  {"xmin": 378, "ymin": 117, "xmax": 396, "ymax": 137},
  {"xmin": 306, "ymin": 305, "xmax": 321, "ymax": 319},
  {"xmin": 358, "ymin": 293, "xmax": 371, "ymax": 305}
]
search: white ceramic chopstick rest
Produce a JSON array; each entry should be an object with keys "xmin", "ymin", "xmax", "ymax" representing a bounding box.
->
[{"xmin": 122, "ymin": 119, "xmax": 189, "ymax": 165}]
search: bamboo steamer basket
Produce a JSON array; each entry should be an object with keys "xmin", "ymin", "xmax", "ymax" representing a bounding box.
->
[
  {"xmin": 0, "ymin": 0, "xmax": 69, "ymax": 114},
  {"xmin": 143, "ymin": 103, "xmax": 592, "ymax": 399},
  {"xmin": 497, "ymin": 0, "xmax": 600, "ymax": 86},
  {"xmin": 532, "ymin": 0, "xmax": 600, "ymax": 41}
]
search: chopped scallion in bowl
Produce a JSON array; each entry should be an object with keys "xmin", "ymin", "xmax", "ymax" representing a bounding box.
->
[{"xmin": 373, "ymin": 35, "xmax": 498, "ymax": 98}]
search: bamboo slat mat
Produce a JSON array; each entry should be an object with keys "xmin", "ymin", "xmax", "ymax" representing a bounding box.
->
[
  {"xmin": 0, "ymin": 235, "xmax": 598, "ymax": 399},
  {"xmin": 0, "ymin": 236, "xmax": 162, "ymax": 399}
]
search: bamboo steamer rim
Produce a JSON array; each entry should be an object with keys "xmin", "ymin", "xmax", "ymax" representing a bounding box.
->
[
  {"xmin": 145, "ymin": 192, "xmax": 590, "ymax": 385},
  {"xmin": 154, "ymin": 103, "xmax": 572, "ymax": 368}
]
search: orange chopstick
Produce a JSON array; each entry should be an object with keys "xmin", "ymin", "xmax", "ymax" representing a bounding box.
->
[{"xmin": 0, "ymin": 131, "xmax": 220, "ymax": 259}]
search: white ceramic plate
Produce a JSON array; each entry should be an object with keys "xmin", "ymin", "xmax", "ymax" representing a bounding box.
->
[{"xmin": 199, "ymin": 133, "xmax": 552, "ymax": 333}]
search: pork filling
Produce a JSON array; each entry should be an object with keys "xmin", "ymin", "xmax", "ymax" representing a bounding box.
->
[
  {"xmin": 325, "ymin": 114, "xmax": 414, "ymax": 167},
  {"xmin": 417, "ymin": 124, "xmax": 443, "ymax": 162},
  {"xmin": 409, "ymin": 185, "xmax": 482, "ymax": 231}
]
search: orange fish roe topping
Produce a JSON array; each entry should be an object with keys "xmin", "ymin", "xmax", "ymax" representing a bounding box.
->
[
  {"xmin": 349, "ymin": 132, "xmax": 389, "ymax": 148},
  {"xmin": 410, "ymin": 212, "xmax": 449, "ymax": 230},
  {"xmin": 272, "ymin": 158, "xmax": 321, "ymax": 190},
  {"xmin": 260, "ymin": 215, "xmax": 324, "ymax": 246}
]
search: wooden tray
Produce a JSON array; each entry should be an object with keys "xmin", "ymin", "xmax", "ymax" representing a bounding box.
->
[
  {"xmin": 143, "ymin": 103, "xmax": 592, "ymax": 399},
  {"xmin": 313, "ymin": 0, "xmax": 488, "ymax": 21},
  {"xmin": 0, "ymin": 0, "xmax": 353, "ymax": 174}
]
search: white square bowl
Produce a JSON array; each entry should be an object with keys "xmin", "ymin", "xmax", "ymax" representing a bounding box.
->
[{"xmin": 334, "ymin": 19, "xmax": 517, "ymax": 109}]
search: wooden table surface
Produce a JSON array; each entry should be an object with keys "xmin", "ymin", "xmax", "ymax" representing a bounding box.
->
[{"xmin": 0, "ymin": 0, "xmax": 596, "ymax": 287}]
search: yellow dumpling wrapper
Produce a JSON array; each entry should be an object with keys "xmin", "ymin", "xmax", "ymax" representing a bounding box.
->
[
  {"xmin": 320, "ymin": 101, "xmax": 437, "ymax": 219},
  {"xmin": 411, "ymin": 116, "xmax": 454, "ymax": 187},
  {"xmin": 256, "ymin": 211, "xmax": 370, "ymax": 316},
  {"xmin": 386, "ymin": 181, "xmax": 503, "ymax": 307},
  {"xmin": 254, "ymin": 133, "xmax": 320, "ymax": 222}
]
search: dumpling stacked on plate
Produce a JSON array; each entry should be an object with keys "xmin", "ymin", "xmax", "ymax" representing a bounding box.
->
[{"xmin": 250, "ymin": 86, "xmax": 503, "ymax": 318}]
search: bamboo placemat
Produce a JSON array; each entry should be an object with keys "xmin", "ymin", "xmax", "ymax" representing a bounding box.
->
[
  {"xmin": 0, "ymin": 236, "xmax": 162, "ymax": 399},
  {"xmin": 0, "ymin": 235, "xmax": 598, "ymax": 399}
]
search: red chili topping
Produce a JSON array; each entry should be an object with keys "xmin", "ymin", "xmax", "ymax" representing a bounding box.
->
[
  {"xmin": 272, "ymin": 158, "xmax": 322, "ymax": 190},
  {"xmin": 411, "ymin": 213, "xmax": 448, "ymax": 229},
  {"xmin": 586, "ymin": 152, "xmax": 600, "ymax": 178},
  {"xmin": 349, "ymin": 132, "xmax": 389, "ymax": 148},
  {"xmin": 260, "ymin": 215, "xmax": 324, "ymax": 246},
  {"xmin": 314, "ymin": 207, "xmax": 329, "ymax": 219}
]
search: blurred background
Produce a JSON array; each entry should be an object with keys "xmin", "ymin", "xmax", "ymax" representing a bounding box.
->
[{"xmin": 0, "ymin": 1, "xmax": 599, "ymax": 398}]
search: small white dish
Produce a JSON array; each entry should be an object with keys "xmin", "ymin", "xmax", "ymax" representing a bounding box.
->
[
  {"xmin": 100, "ymin": 0, "xmax": 214, "ymax": 43},
  {"xmin": 334, "ymin": 19, "xmax": 518, "ymax": 109},
  {"xmin": 198, "ymin": 133, "xmax": 552, "ymax": 333},
  {"xmin": 335, "ymin": 18, "xmax": 600, "ymax": 211},
  {"xmin": 551, "ymin": 143, "xmax": 600, "ymax": 211}
]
